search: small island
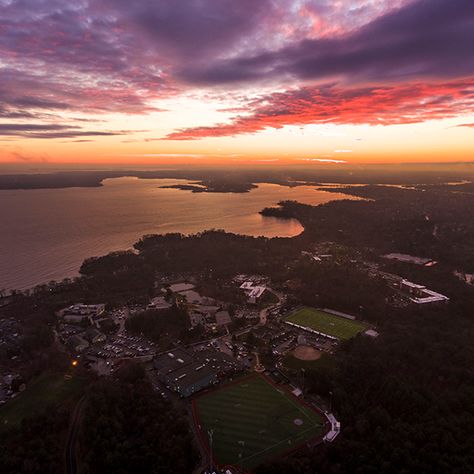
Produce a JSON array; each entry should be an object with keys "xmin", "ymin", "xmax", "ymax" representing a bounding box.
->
[{"xmin": 159, "ymin": 180, "xmax": 258, "ymax": 193}]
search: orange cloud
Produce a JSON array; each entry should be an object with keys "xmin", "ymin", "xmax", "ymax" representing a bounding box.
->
[{"xmin": 165, "ymin": 80, "xmax": 474, "ymax": 140}]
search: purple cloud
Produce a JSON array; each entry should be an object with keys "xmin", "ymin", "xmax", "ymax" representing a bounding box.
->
[
  {"xmin": 108, "ymin": 0, "xmax": 276, "ymax": 60},
  {"xmin": 0, "ymin": 0, "xmax": 471, "ymax": 141},
  {"xmin": 0, "ymin": 122, "xmax": 140, "ymax": 139},
  {"xmin": 179, "ymin": 0, "xmax": 474, "ymax": 85}
]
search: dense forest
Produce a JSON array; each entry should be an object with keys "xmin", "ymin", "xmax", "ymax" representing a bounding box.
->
[
  {"xmin": 125, "ymin": 306, "xmax": 205, "ymax": 347},
  {"xmin": 0, "ymin": 404, "xmax": 72, "ymax": 473},
  {"xmin": 257, "ymin": 301, "xmax": 474, "ymax": 473},
  {"xmin": 80, "ymin": 364, "xmax": 197, "ymax": 474},
  {"xmin": 264, "ymin": 184, "xmax": 474, "ymax": 272}
]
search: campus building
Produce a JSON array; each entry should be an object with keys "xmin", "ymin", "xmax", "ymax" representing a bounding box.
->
[
  {"xmin": 164, "ymin": 361, "xmax": 218, "ymax": 398},
  {"xmin": 153, "ymin": 347, "xmax": 242, "ymax": 397},
  {"xmin": 62, "ymin": 304, "xmax": 105, "ymax": 324},
  {"xmin": 399, "ymin": 279, "xmax": 449, "ymax": 304},
  {"xmin": 240, "ymin": 281, "xmax": 266, "ymax": 303}
]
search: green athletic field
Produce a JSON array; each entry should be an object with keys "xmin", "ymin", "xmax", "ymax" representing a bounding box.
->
[
  {"xmin": 286, "ymin": 307, "xmax": 368, "ymax": 340},
  {"xmin": 194, "ymin": 375, "xmax": 326, "ymax": 470}
]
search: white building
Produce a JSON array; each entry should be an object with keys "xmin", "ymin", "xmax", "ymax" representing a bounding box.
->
[
  {"xmin": 239, "ymin": 282, "xmax": 266, "ymax": 303},
  {"xmin": 399, "ymin": 279, "xmax": 449, "ymax": 304}
]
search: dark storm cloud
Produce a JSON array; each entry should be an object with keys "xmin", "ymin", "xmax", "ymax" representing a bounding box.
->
[
  {"xmin": 179, "ymin": 0, "xmax": 474, "ymax": 85},
  {"xmin": 108, "ymin": 0, "xmax": 276, "ymax": 59}
]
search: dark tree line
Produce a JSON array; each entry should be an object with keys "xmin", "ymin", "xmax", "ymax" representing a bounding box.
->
[
  {"xmin": 80, "ymin": 365, "xmax": 197, "ymax": 474},
  {"xmin": 257, "ymin": 302, "xmax": 474, "ymax": 473},
  {"xmin": 125, "ymin": 306, "xmax": 204, "ymax": 347},
  {"xmin": 0, "ymin": 405, "xmax": 71, "ymax": 474}
]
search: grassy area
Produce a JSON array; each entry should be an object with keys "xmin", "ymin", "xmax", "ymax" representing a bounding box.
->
[
  {"xmin": 194, "ymin": 374, "xmax": 326, "ymax": 470},
  {"xmin": 0, "ymin": 372, "xmax": 86, "ymax": 430},
  {"xmin": 286, "ymin": 307, "xmax": 368, "ymax": 340}
]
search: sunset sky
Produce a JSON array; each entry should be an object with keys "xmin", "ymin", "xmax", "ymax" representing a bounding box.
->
[{"xmin": 0, "ymin": 0, "xmax": 473, "ymax": 165}]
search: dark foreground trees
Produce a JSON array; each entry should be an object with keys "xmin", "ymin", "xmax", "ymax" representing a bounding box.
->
[
  {"xmin": 257, "ymin": 304, "xmax": 474, "ymax": 473},
  {"xmin": 80, "ymin": 365, "xmax": 198, "ymax": 474}
]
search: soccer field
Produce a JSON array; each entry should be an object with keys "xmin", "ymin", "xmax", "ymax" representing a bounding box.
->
[
  {"xmin": 194, "ymin": 375, "xmax": 326, "ymax": 470},
  {"xmin": 286, "ymin": 307, "xmax": 368, "ymax": 340}
]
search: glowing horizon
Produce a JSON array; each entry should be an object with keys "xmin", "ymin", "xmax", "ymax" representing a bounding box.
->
[{"xmin": 0, "ymin": 0, "xmax": 473, "ymax": 165}]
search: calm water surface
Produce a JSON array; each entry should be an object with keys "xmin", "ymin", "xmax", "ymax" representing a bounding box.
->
[{"xmin": 0, "ymin": 178, "xmax": 353, "ymax": 290}]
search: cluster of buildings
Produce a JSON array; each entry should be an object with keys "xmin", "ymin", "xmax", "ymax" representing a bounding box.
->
[
  {"xmin": 166, "ymin": 282, "xmax": 233, "ymax": 331},
  {"xmin": 374, "ymin": 268, "xmax": 450, "ymax": 306},
  {"xmin": 64, "ymin": 327, "xmax": 106, "ymax": 353},
  {"xmin": 234, "ymin": 275, "xmax": 268, "ymax": 303},
  {"xmin": 61, "ymin": 304, "xmax": 106, "ymax": 324},
  {"xmin": 57, "ymin": 303, "xmax": 156, "ymax": 373},
  {"xmin": 153, "ymin": 347, "xmax": 242, "ymax": 397},
  {"xmin": 57, "ymin": 304, "xmax": 110, "ymax": 355},
  {"xmin": 239, "ymin": 281, "xmax": 266, "ymax": 304}
]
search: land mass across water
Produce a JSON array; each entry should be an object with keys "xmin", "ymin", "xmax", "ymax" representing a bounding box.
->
[{"xmin": 1, "ymin": 163, "xmax": 473, "ymax": 191}]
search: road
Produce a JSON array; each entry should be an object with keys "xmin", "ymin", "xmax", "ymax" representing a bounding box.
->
[
  {"xmin": 259, "ymin": 289, "xmax": 285, "ymax": 325},
  {"xmin": 65, "ymin": 396, "xmax": 86, "ymax": 474}
]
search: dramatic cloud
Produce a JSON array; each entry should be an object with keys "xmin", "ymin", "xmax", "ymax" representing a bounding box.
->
[
  {"xmin": 0, "ymin": 0, "xmax": 472, "ymax": 144},
  {"xmin": 107, "ymin": 0, "xmax": 277, "ymax": 59},
  {"xmin": 165, "ymin": 80, "xmax": 474, "ymax": 139},
  {"xmin": 179, "ymin": 0, "xmax": 474, "ymax": 85}
]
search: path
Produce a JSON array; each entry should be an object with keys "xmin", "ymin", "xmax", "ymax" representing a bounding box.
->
[
  {"xmin": 259, "ymin": 289, "xmax": 285, "ymax": 325},
  {"xmin": 65, "ymin": 396, "xmax": 86, "ymax": 474}
]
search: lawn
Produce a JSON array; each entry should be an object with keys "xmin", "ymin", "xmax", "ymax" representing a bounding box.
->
[
  {"xmin": 285, "ymin": 307, "xmax": 368, "ymax": 341},
  {"xmin": 194, "ymin": 374, "xmax": 327, "ymax": 470},
  {"xmin": 0, "ymin": 372, "xmax": 86, "ymax": 430}
]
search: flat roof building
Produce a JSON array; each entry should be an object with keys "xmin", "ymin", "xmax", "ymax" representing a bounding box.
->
[
  {"xmin": 383, "ymin": 253, "xmax": 436, "ymax": 266},
  {"xmin": 399, "ymin": 279, "xmax": 449, "ymax": 304},
  {"xmin": 169, "ymin": 282, "xmax": 195, "ymax": 293},
  {"xmin": 154, "ymin": 347, "xmax": 242, "ymax": 397},
  {"xmin": 153, "ymin": 348, "xmax": 195, "ymax": 376},
  {"xmin": 165, "ymin": 361, "xmax": 218, "ymax": 398}
]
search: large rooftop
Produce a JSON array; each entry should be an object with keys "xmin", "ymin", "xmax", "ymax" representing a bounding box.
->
[{"xmin": 153, "ymin": 348, "xmax": 195, "ymax": 375}]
